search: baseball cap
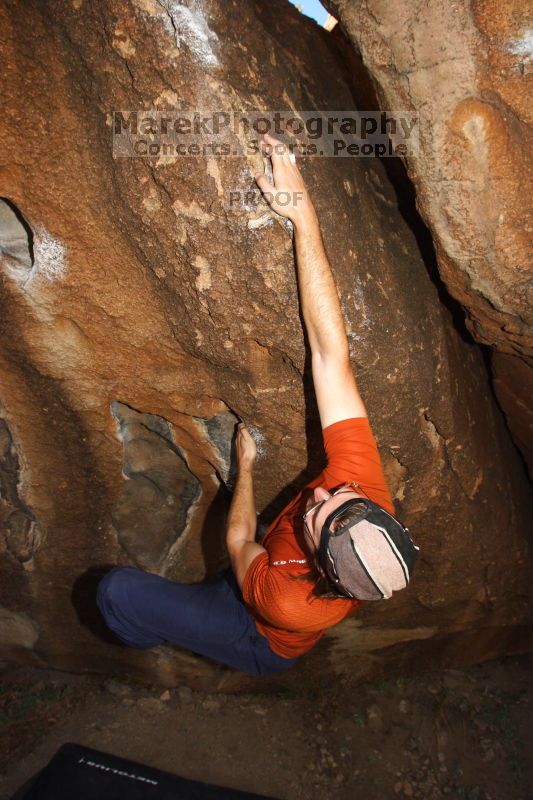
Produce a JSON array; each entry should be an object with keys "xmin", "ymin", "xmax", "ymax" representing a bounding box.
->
[{"xmin": 314, "ymin": 492, "xmax": 420, "ymax": 600}]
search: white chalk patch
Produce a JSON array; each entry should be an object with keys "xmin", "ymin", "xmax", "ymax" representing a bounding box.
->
[
  {"xmin": 245, "ymin": 423, "xmax": 266, "ymax": 459},
  {"xmin": 247, "ymin": 213, "xmax": 273, "ymax": 230},
  {"xmin": 351, "ymin": 278, "xmax": 371, "ymax": 325},
  {"xmin": 280, "ymin": 217, "xmax": 294, "ymax": 236},
  {"xmin": 508, "ymin": 30, "xmax": 533, "ymax": 61},
  {"xmin": 342, "ymin": 278, "xmax": 371, "ymax": 344},
  {"xmin": 32, "ymin": 227, "xmax": 67, "ymax": 282},
  {"xmin": 158, "ymin": 0, "xmax": 219, "ymax": 67}
]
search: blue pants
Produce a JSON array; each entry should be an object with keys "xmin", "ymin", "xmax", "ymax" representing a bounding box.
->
[{"xmin": 96, "ymin": 566, "xmax": 299, "ymax": 677}]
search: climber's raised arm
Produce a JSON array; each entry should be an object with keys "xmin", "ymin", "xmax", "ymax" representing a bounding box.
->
[{"xmin": 254, "ymin": 133, "xmax": 367, "ymax": 428}]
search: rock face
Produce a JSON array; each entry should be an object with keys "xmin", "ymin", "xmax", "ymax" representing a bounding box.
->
[
  {"xmin": 0, "ymin": 0, "xmax": 531, "ymax": 689},
  {"xmin": 324, "ymin": 0, "xmax": 533, "ymax": 475}
]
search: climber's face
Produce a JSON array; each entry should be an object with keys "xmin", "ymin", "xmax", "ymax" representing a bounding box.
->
[
  {"xmin": 302, "ymin": 485, "xmax": 365, "ymax": 550},
  {"xmin": 303, "ymin": 488, "xmax": 332, "ymax": 550}
]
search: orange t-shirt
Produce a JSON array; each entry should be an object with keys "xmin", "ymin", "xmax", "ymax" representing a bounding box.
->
[{"xmin": 241, "ymin": 417, "xmax": 395, "ymax": 659}]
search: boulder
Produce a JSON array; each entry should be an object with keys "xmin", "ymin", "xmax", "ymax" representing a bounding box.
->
[
  {"xmin": 324, "ymin": 0, "xmax": 533, "ymax": 475},
  {"xmin": 0, "ymin": 0, "xmax": 531, "ymax": 690}
]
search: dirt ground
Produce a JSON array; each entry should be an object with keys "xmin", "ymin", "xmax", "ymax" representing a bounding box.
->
[{"xmin": 0, "ymin": 653, "xmax": 531, "ymax": 800}]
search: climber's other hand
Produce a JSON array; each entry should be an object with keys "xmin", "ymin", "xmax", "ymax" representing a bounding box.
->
[{"xmin": 235, "ymin": 422, "xmax": 257, "ymax": 469}]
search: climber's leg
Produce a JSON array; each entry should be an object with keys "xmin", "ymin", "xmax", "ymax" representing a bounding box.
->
[{"xmin": 96, "ymin": 565, "xmax": 298, "ymax": 676}]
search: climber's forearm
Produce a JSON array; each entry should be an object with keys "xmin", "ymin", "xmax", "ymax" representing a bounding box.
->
[
  {"xmin": 293, "ymin": 208, "xmax": 350, "ymax": 361},
  {"xmin": 294, "ymin": 206, "xmax": 367, "ymax": 426},
  {"xmin": 226, "ymin": 467, "xmax": 266, "ymax": 589},
  {"xmin": 254, "ymin": 132, "xmax": 366, "ymax": 427},
  {"xmin": 226, "ymin": 466, "xmax": 257, "ymax": 551}
]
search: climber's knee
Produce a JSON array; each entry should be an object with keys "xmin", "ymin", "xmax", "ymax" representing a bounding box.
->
[
  {"xmin": 96, "ymin": 567, "xmax": 164, "ymax": 649},
  {"xmin": 96, "ymin": 566, "xmax": 132, "ymax": 619}
]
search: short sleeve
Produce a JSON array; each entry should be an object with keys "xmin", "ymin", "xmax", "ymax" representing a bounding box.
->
[
  {"xmin": 242, "ymin": 552, "xmax": 304, "ymax": 631},
  {"xmin": 241, "ymin": 552, "xmax": 355, "ymax": 633},
  {"xmin": 321, "ymin": 417, "xmax": 395, "ymax": 514},
  {"xmin": 242, "ymin": 551, "xmax": 269, "ymax": 611}
]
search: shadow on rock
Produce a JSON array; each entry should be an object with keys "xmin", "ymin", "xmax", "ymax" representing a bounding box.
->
[{"xmin": 71, "ymin": 565, "xmax": 129, "ymax": 646}]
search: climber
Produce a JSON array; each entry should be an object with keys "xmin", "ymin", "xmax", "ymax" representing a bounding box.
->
[{"xmin": 96, "ymin": 132, "xmax": 419, "ymax": 677}]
